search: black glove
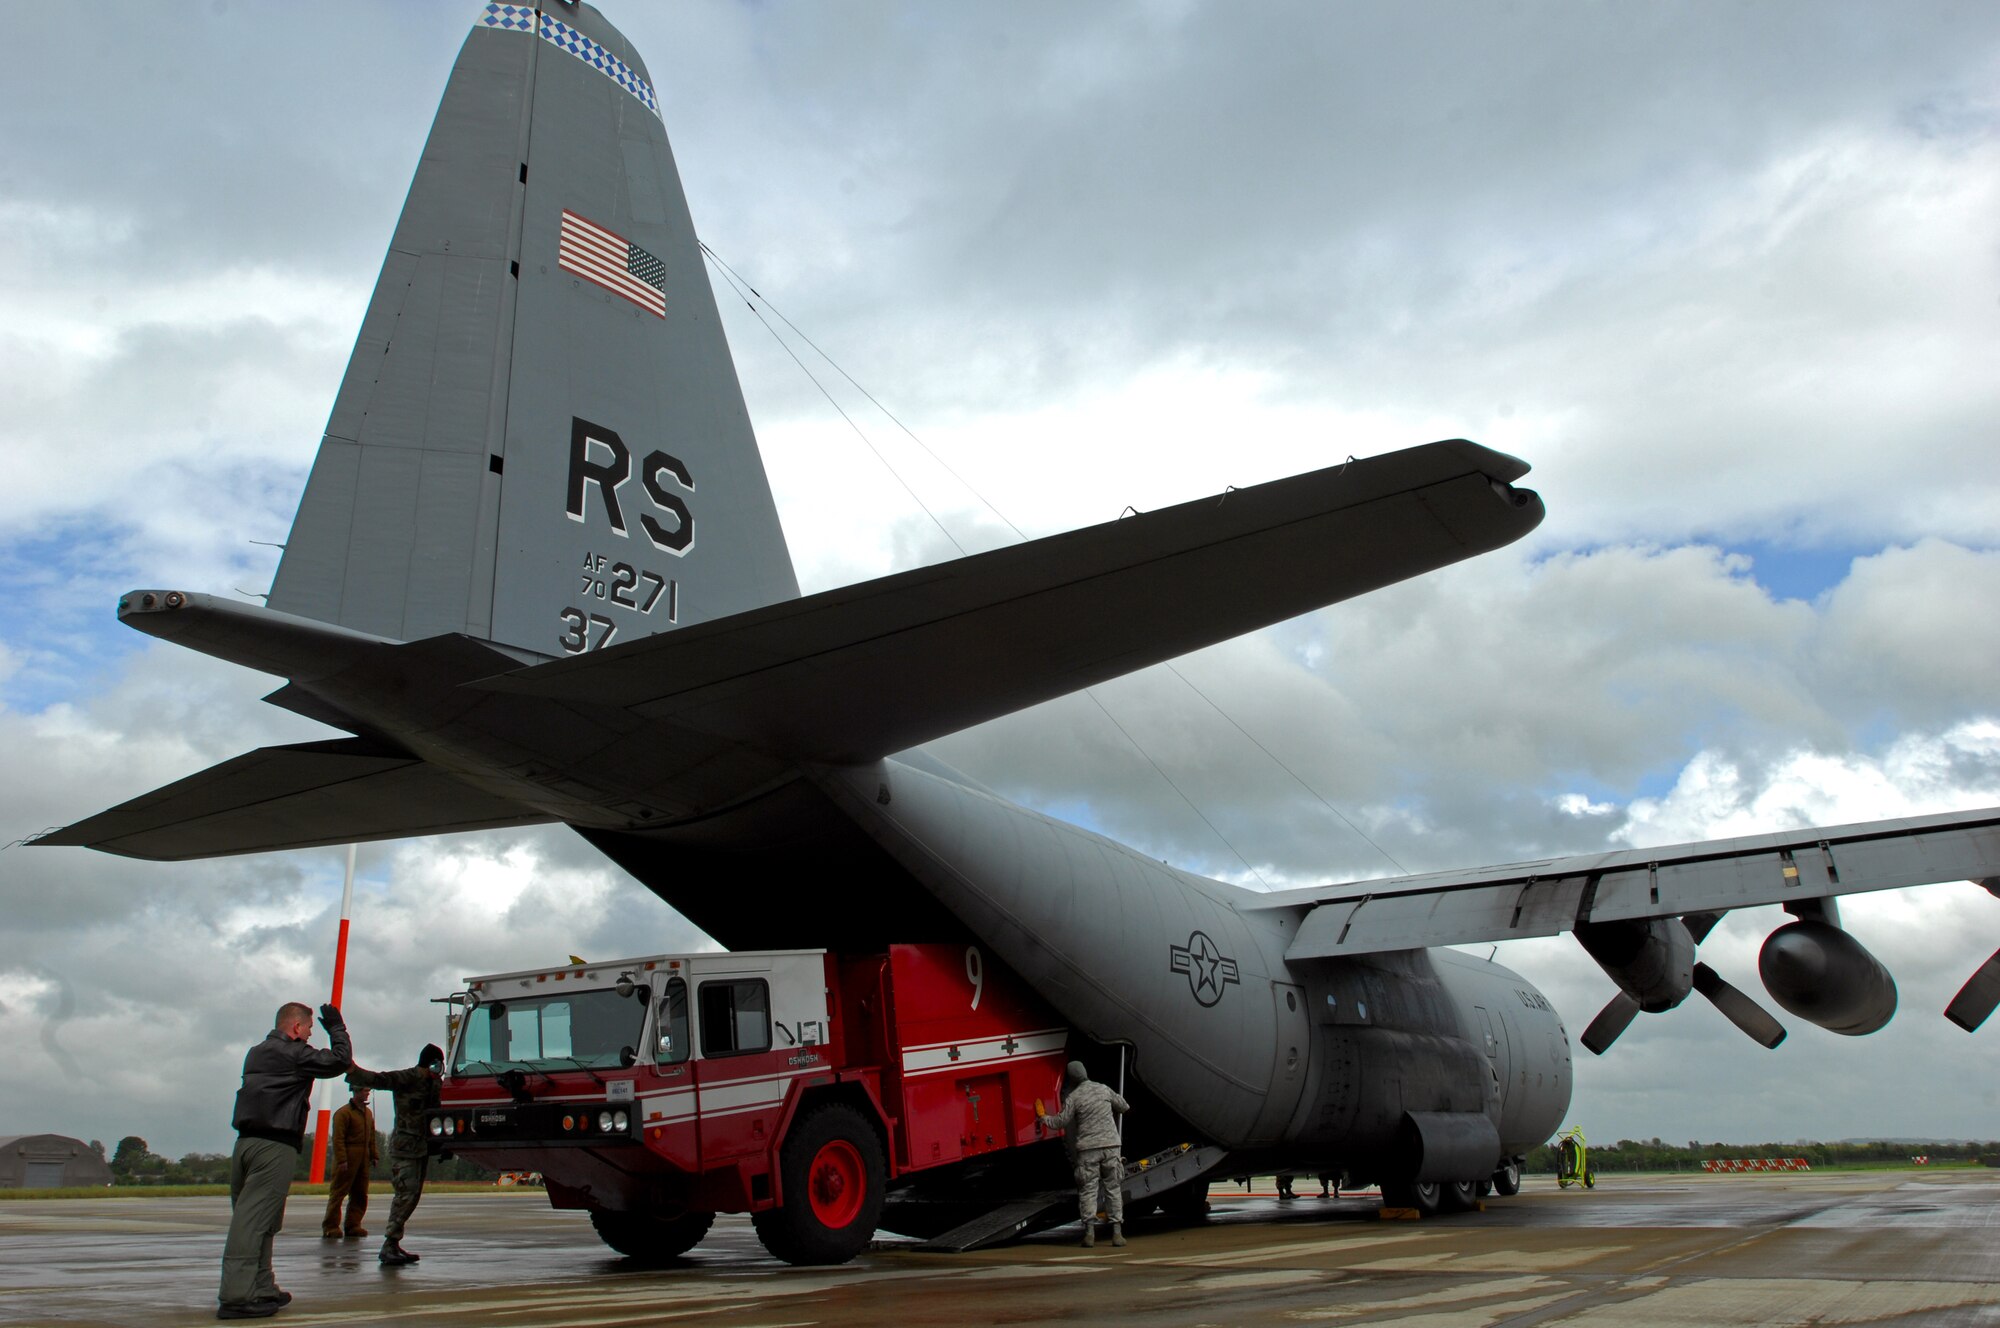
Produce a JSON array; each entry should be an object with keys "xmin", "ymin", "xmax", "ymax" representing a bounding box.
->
[{"xmin": 319, "ymin": 1003, "xmax": 345, "ymax": 1028}]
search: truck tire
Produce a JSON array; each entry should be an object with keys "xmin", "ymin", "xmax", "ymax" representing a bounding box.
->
[
  {"xmin": 754, "ymin": 1102, "xmax": 887, "ymax": 1266},
  {"xmin": 588, "ymin": 1208, "xmax": 714, "ymax": 1262}
]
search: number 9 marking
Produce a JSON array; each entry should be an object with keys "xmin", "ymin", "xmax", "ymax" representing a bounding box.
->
[{"xmin": 965, "ymin": 946, "xmax": 984, "ymax": 1010}]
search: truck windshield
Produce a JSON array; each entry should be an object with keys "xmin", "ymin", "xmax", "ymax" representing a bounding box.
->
[{"xmin": 454, "ymin": 989, "xmax": 648, "ymax": 1073}]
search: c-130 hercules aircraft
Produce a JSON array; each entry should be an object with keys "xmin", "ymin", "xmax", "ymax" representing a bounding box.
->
[{"xmin": 43, "ymin": 2, "xmax": 2000, "ymax": 1222}]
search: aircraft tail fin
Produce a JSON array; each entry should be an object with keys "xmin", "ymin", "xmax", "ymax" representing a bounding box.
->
[{"xmin": 269, "ymin": 3, "xmax": 797, "ymax": 656}]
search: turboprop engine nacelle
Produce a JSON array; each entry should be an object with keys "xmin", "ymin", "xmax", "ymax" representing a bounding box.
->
[
  {"xmin": 1758, "ymin": 918, "xmax": 1897, "ymax": 1035},
  {"xmin": 1574, "ymin": 917, "xmax": 1694, "ymax": 1012}
]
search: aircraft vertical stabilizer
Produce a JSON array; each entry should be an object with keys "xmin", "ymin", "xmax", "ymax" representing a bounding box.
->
[{"xmin": 269, "ymin": 3, "xmax": 798, "ymax": 654}]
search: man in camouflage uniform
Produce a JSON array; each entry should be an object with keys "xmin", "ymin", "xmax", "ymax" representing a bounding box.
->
[
  {"xmin": 320, "ymin": 1086, "xmax": 379, "ymax": 1239},
  {"xmin": 1037, "ymin": 1059, "xmax": 1130, "ymax": 1247},
  {"xmin": 347, "ymin": 1043, "xmax": 443, "ymax": 1266}
]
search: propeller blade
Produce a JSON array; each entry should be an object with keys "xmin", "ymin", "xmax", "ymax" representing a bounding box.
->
[
  {"xmin": 1682, "ymin": 910, "xmax": 1726, "ymax": 946},
  {"xmin": 1581, "ymin": 992, "xmax": 1642, "ymax": 1056},
  {"xmin": 1945, "ymin": 949, "xmax": 2000, "ymax": 1032},
  {"xmin": 1692, "ymin": 962, "xmax": 1787, "ymax": 1048}
]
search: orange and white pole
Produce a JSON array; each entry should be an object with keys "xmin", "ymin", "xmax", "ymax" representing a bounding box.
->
[{"xmin": 308, "ymin": 844, "xmax": 358, "ymax": 1184}]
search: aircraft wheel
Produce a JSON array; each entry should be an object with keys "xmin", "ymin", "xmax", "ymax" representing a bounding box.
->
[
  {"xmin": 1381, "ymin": 1178, "xmax": 1443, "ymax": 1216},
  {"xmin": 588, "ymin": 1208, "xmax": 714, "ymax": 1262},
  {"xmin": 1474, "ymin": 1179, "xmax": 1494, "ymax": 1198},
  {"xmin": 754, "ymin": 1102, "xmax": 886, "ymax": 1266},
  {"xmin": 1492, "ymin": 1159, "xmax": 1522, "ymax": 1196},
  {"xmin": 1440, "ymin": 1180, "xmax": 1479, "ymax": 1212}
]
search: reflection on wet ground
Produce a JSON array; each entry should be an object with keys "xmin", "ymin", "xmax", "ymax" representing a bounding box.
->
[{"xmin": 4, "ymin": 1169, "xmax": 1998, "ymax": 1326}]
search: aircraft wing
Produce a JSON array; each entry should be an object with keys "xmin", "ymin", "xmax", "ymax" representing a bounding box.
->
[
  {"xmin": 479, "ymin": 439, "xmax": 1543, "ymax": 763},
  {"xmin": 32, "ymin": 738, "xmax": 553, "ymax": 861},
  {"xmin": 1246, "ymin": 807, "xmax": 2000, "ymax": 959}
]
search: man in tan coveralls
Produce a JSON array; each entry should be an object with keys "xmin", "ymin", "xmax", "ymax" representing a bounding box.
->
[
  {"xmin": 1037, "ymin": 1060, "xmax": 1130, "ymax": 1247},
  {"xmin": 320, "ymin": 1086, "xmax": 379, "ymax": 1238}
]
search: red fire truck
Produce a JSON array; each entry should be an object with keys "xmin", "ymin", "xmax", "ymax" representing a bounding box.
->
[{"xmin": 430, "ymin": 942, "xmax": 1079, "ymax": 1264}]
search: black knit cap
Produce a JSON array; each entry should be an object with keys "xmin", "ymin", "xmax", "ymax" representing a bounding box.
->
[{"xmin": 419, "ymin": 1042, "xmax": 444, "ymax": 1068}]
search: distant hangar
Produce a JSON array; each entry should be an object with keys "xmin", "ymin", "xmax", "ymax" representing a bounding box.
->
[{"xmin": 0, "ymin": 1135, "xmax": 111, "ymax": 1189}]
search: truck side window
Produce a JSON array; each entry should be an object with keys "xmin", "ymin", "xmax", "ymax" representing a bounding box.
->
[
  {"xmin": 697, "ymin": 979, "xmax": 771, "ymax": 1057},
  {"xmin": 657, "ymin": 978, "xmax": 690, "ymax": 1065}
]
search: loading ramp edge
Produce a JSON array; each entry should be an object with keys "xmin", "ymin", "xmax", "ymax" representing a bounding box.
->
[{"xmin": 915, "ymin": 1143, "xmax": 1231, "ymax": 1253}]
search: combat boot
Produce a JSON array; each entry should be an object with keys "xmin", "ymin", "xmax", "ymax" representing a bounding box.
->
[
  {"xmin": 379, "ymin": 1240, "xmax": 416, "ymax": 1266},
  {"xmin": 1111, "ymin": 1223, "xmax": 1126, "ymax": 1247},
  {"xmin": 1080, "ymin": 1223, "xmax": 1095, "ymax": 1248}
]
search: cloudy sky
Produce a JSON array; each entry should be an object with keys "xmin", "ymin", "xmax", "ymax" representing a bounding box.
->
[{"xmin": 3, "ymin": 2, "xmax": 1998, "ymax": 1160}]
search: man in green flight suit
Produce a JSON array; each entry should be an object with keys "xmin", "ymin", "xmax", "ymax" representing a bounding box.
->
[
  {"xmin": 217, "ymin": 1001, "xmax": 352, "ymax": 1319},
  {"xmin": 347, "ymin": 1043, "xmax": 443, "ymax": 1266}
]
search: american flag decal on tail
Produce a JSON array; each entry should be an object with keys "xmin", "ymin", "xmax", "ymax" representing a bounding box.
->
[{"xmin": 559, "ymin": 210, "xmax": 667, "ymax": 317}]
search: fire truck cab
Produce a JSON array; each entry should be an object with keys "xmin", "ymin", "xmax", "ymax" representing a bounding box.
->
[{"xmin": 432, "ymin": 943, "xmax": 1074, "ymax": 1264}]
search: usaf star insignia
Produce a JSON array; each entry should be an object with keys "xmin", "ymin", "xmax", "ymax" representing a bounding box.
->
[{"xmin": 1169, "ymin": 930, "xmax": 1241, "ymax": 1007}]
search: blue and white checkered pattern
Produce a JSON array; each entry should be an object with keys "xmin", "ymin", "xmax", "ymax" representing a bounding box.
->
[
  {"xmin": 479, "ymin": 4, "xmax": 536, "ymax": 33},
  {"xmin": 477, "ymin": 4, "xmax": 663, "ymax": 121}
]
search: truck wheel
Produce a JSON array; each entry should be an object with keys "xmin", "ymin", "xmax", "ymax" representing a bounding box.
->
[
  {"xmin": 588, "ymin": 1208, "xmax": 714, "ymax": 1262},
  {"xmin": 754, "ymin": 1102, "xmax": 886, "ymax": 1266},
  {"xmin": 1492, "ymin": 1159, "xmax": 1522, "ymax": 1196},
  {"xmin": 1380, "ymin": 1179, "xmax": 1442, "ymax": 1216}
]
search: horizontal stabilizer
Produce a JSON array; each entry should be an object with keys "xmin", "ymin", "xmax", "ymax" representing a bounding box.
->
[
  {"xmin": 33, "ymin": 738, "xmax": 551, "ymax": 861},
  {"xmin": 479, "ymin": 439, "xmax": 1542, "ymax": 763},
  {"xmin": 1269, "ymin": 807, "xmax": 2000, "ymax": 960}
]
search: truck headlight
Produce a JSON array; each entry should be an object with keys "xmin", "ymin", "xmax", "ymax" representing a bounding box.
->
[
  {"xmin": 598, "ymin": 1110, "xmax": 614, "ymax": 1132},
  {"xmin": 429, "ymin": 1117, "xmax": 443, "ymax": 1137},
  {"xmin": 613, "ymin": 1110, "xmax": 628, "ymax": 1131},
  {"xmin": 444, "ymin": 1117, "xmax": 457, "ymax": 1136}
]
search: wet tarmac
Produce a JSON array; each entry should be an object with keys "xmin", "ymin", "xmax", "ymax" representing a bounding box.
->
[{"xmin": 4, "ymin": 1169, "xmax": 1999, "ymax": 1327}]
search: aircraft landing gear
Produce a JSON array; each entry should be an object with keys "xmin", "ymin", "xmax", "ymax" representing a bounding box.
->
[
  {"xmin": 1380, "ymin": 1178, "xmax": 1446, "ymax": 1215},
  {"xmin": 1439, "ymin": 1179, "xmax": 1479, "ymax": 1212},
  {"xmin": 1382, "ymin": 1176, "xmax": 1489, "ymax": 1216}
]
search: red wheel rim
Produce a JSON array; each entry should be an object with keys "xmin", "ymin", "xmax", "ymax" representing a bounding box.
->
[{"xmin": 805, "ymin": 1138, "xmax": 866, "ymax": 1228}]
